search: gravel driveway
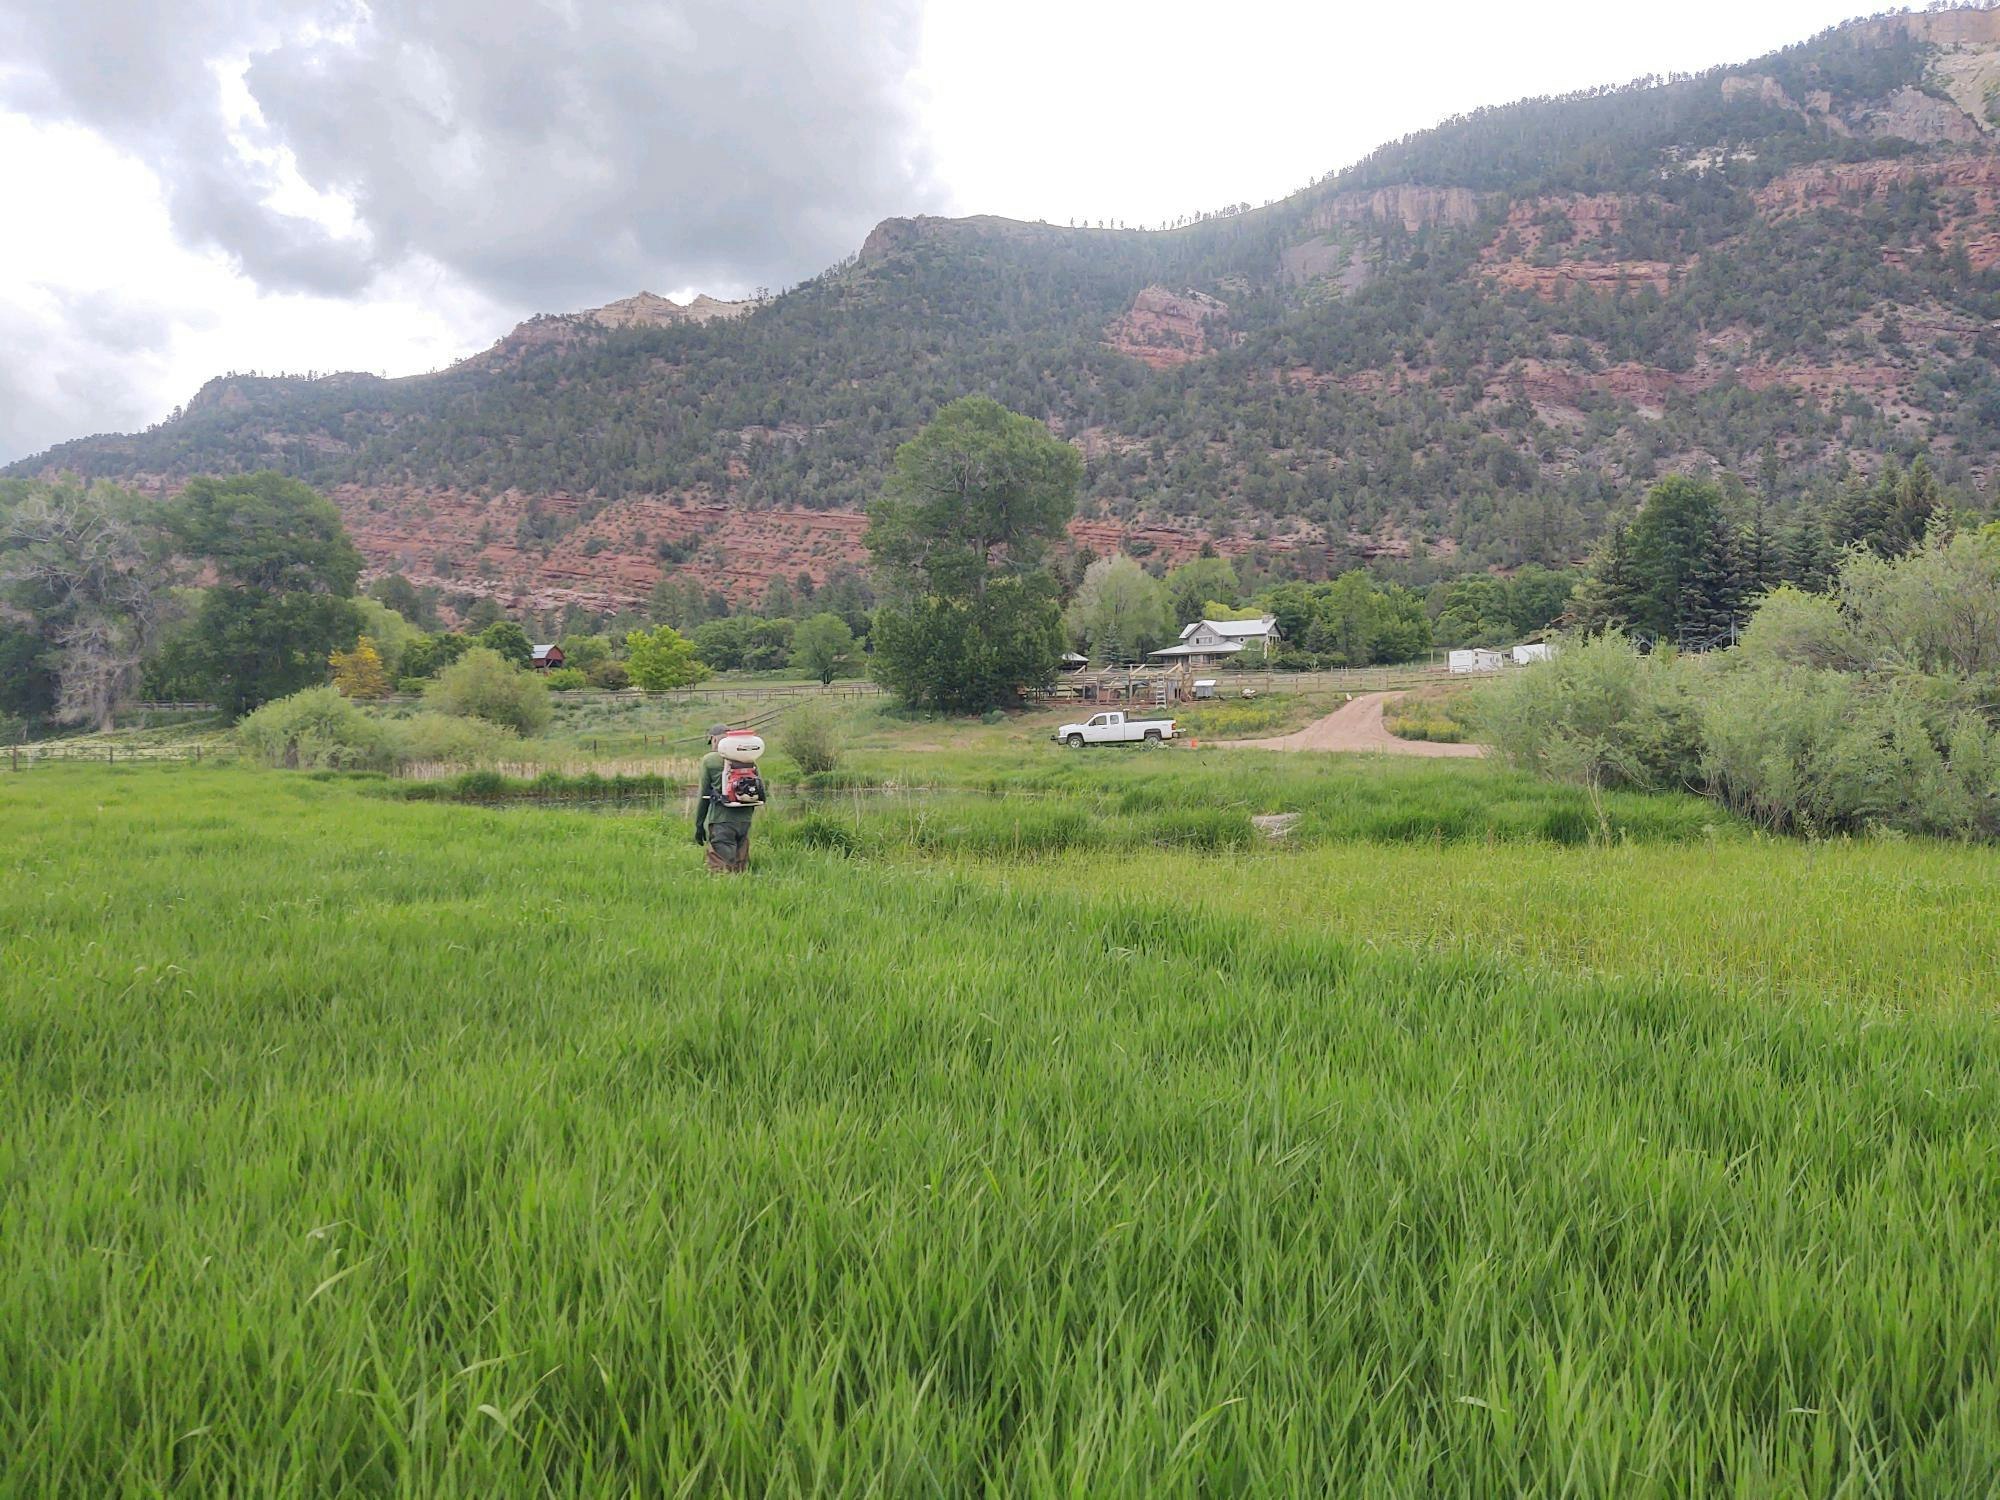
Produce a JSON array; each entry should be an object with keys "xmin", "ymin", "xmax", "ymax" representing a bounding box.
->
[{"xmin": 1218, "ymin": 692, "xmax": 1485, "ymax": 757}]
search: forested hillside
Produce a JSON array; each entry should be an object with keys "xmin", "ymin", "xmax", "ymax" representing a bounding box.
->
[{"xmin": 17, "ymin": 7, "xmax": 2000, "ymax": 615}]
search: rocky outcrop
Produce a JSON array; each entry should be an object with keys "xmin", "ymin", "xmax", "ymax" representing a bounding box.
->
[
  {"xmin": 331, "ymin": 483, "xmax": 878, "ymax": 616},
  {"xmin": 1855, "ymin": 87, "xmax": 1983, "ymax": 145},
  {"xmin": 1066, "ymin": 517, "xmax": 1319, "ymax": 567},
  {"xmin": 588, "ymin": 290, "xmax": 763, "ymax": 328},
  {"xmin": 1722, "ymin": 74, "xmax": 1793, "ymax": 109},
  {"xmin": 1502, "ymin": 359, "xmax": 1706, "ymax": 418},
  {"xmin": 1104, "ymin": 286, "xmax": 1227, "ymax": 368},
  {"xmin": 1757, "ymin": 153, "xmax": 2000, "ymax": 270},
  {"xmin": 459, "ymin": 290, "xmax": 763, "ymax": 372},
  {"xmin": 1311, "ymin": 184, "xmax": 1482, "ymax": 234},
  {"xmin": 335, "ymin": 476, "xmax": 1314, "ymax": 614},
  {"xmin": 1478, "ymin": 194, "xmax": 1679, "ymax": 298},
  {"xmin": 1852, "ymin": 9, "xmax": 2000, "ymax": 48}
]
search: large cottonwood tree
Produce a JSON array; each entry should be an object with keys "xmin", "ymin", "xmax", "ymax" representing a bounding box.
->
[{"xmin": 866, "ymin": 398, "xmax": 1080, "ymax": 711}]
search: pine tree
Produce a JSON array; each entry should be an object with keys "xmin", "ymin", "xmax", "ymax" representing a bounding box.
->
[
  {"xmin": 1831, "ymin": 464, "xmax": 1898, "ymax": 555},
  {"xmin": 1882, "ymin": 455, "xmax": 1942, "ymax": 557},
  {"xmin": 1779, "ymin": 520, "xmax": 1836, "ymax": 592},
  {"xmin": 1679, "ymin": 511, "xmax": 1748, "ymax": 649},
  {"xmin": 1568, "ymin": 518, "xmax": 1638, "ymax": 634}
]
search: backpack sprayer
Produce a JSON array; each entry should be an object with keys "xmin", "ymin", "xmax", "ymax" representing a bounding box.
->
[{"xmin": 715, "ymin": 731, "xmax": 767, "ymax": 807}]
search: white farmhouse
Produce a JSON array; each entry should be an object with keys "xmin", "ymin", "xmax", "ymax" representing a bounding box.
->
[{"xmin": 1147, "ymin": 616, "xmax": 1281, "ymax": 670}]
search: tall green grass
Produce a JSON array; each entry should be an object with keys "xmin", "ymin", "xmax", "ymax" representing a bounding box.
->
[{"xmin": 4, "ymin": 766, "xmax": 2000, "ymax": 1493}]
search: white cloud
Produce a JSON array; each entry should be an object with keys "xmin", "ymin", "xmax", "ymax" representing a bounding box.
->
[{"xmin": 0, "ymin": 111, "xmax": 506, "ymax": 462}]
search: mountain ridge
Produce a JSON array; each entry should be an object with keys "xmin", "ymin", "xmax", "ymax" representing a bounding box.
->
[{"xmin": 17, "ymin": 5, "xmax": 2000, "ymax": 619}]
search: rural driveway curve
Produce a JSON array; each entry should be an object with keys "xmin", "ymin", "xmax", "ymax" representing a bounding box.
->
[{"xmin": 1216, "ymin": 691, "xmax": 1485, "ymax": 757}]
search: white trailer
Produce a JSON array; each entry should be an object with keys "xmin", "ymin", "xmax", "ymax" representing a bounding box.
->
[{"xmin": 1448, "ymin": 649, "xmax": 1506, "ymax": 674}]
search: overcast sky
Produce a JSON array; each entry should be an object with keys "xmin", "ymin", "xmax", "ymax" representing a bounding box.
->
[{"xmin": 1, "ymin": 0, "xmax": 1882, "ymax": 463}]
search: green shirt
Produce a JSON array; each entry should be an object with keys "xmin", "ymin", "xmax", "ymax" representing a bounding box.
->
[{"xmin": 697, "ymin": 751, "xmax": 756, "ymax": 830}]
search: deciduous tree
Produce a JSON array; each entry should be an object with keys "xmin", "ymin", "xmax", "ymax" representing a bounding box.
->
[
  {"xmin": 168, "ymin": 473, "xmax": 363, "ymax": 716},
  {"xmin": 790, "ymin": 612, "xmax": 856, "ymax": 685},
  {"xmin": 866, "ymin": 398, "xmax": 1079, "ymax": 709},
  {"xmin": 0, "ymin": 480, "xmax": 167, "ymax": 730},
  {"xmin": 624, "ymin": 624, "xmax": 710, "ymax": 691},
  {"xmin": 329, "ymin": 636, "xmax": 392, "ymax": 698},
  {"xmin": 1064, "ymin": 555, "xmax": 1172, "ymax": 663}
]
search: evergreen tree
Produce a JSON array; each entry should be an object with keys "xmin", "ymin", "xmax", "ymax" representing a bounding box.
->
[
  {"xmin": 1882, "ymin": 455, "xmax": 1942, "ymax": 558},
  {"xmin": 1569, "ymin": 518, "xmax": 1639, "ymax": 634},
  {"xmin": 1678, "ymin": 507, "xmax": 1749, "ymax": 648},
  {"xmin": 1831, "ymin": 465, "xmax": 1898, "ymax": 556},
  {"xmin": 1626, "ymin": 476, "xmax": 1735, "ymax": 643},
  {"xmin": 1779, "ymin": 519, "xmax": 1836, "ymax": 592}
]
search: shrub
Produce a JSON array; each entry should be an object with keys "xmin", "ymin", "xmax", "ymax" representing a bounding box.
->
[
  {"xmin": 781, "ymin": 703, "xmax": 844, "ymax": 776},
  {"xmin": 586, "ymin": 658, "xmax": 631, "ymax": 690},
  {"xmin": 1700, "ymin": 663, "xmax": 2000, "ymax": 838},
  {"xmin": 1735, "ymin": 586, "xmax": 1856, "ymax": 672},
  {"xmin": 423, "ymin": 648, "xmax": 553, "ymax": 734},
  {"xmin": 543, "ymin": 667, "xmax": 588, "ymax": 691},
  {"xmin": 1480, "ymin": 631, "xmax": 1701, "ymax": 796},
  {"xmin": 236, "ymin": 687, "xmax": 392, "ymax": 770},
  {"xmin": 391, "ymin": 712, "xmax": 519, "ymax": 767}
]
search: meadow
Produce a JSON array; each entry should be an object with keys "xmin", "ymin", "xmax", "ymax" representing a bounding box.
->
[{"xmin": 5, "ymin": 756, "xmax": 2000, "ymax": 1494}]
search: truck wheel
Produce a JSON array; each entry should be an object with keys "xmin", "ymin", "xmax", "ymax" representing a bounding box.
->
[
  {"xmin": 1144, "ymin": 729, "xmax": 1162, "ymax": 744},
  {"xmin": 1066, "ymin": 734, "xmax": 1085, "ymax": 749}
]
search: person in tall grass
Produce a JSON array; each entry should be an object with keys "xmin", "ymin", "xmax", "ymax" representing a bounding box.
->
[{"xmin": 694, "ymin": 723, "xmax": 759, "ymax": 872}]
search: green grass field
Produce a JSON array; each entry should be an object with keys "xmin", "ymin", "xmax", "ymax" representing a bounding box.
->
[{"xmin": 5, "ymin": 759, "xmax": 2000, "ymax": 1493}]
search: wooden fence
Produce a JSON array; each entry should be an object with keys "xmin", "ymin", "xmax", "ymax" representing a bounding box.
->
[
  {"xmin": 376, "ymin": 682, "xmax": 886, "ymax": 707},
  {"xmin": 6, "ymin": 742, "xmax": 223, "ymax": 771}
]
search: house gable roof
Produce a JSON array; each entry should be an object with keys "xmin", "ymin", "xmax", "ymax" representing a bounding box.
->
[{"xmin": 1178, "ymin": 616, "xmax": 1278, "ymax": 641}]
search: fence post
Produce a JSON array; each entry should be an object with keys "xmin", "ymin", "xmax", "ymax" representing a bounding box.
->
[{"xmin": 108, "ymin": 746, "xmax": 114, "ymax": 766}]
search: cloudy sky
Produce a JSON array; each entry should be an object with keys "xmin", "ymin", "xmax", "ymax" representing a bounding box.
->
[{"xmin": 1, "ymin": 0, "xmax": 1878, "ymax": 463}]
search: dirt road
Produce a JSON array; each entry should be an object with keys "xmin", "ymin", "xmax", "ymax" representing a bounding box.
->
[{"xmin": 1218, "ymin": 692, "xmax": 1485, "ymax": 757}]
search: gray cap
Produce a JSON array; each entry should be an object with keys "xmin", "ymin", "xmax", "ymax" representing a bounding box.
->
[{"xmin": 708, "ymin": 723, "xmax": 731, "ymax": 741}]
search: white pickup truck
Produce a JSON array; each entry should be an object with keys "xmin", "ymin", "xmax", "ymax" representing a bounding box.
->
[{"xmin": 1053, "ymin": 710, "xmax": 1178, "ymax": 748}]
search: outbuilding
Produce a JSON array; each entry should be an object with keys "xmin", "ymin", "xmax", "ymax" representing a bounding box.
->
[
  {"xmin": 1448, "ymin": 648, "xmax": 1506, "ymax": 674},
  {"xmin": 530, "ymin": 644, "xmax": 566, "ymax": 671}
]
